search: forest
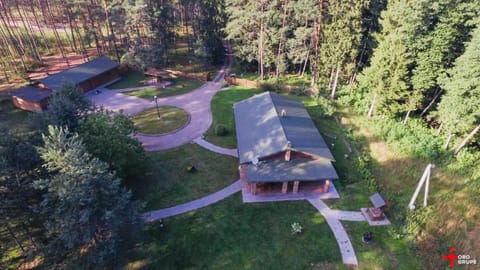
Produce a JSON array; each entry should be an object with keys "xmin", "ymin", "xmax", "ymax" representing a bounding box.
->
[{"xmin": 1, "ymin": 0, "xmax": 480, "ymax": 269}]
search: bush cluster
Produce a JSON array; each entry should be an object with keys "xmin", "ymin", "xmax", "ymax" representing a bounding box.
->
[
  {"xmin": 215, "ymin": 124, "xmax": 228, "ymax": 136},
  {"xmin": 260, "ymin": 82, "xmax": 277, "ymax": 92},
  {"xmin": 370, "ymin": 119, "xmax": 443, "ymax": 161},
  {"xmin": 356, "ymin": 155, "xmax": 378, "ymax": 192}
]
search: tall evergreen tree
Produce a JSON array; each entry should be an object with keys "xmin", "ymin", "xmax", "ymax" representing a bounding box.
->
[
  {"xmin": 436, "ymin": 23, "xmax": 480, "ymax": 153},
  {"xmin": 357, "ymin": 0, "xmax": 412, "ymax": 118},
  {"xmin": 35, "ymin": 126, "xmax": 141, "ymax": 267}
]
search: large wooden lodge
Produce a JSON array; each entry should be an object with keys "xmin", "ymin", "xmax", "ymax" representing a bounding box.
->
[{"xmin": 234, "ymin": 92, "xmax": 338, "ymax": 196}]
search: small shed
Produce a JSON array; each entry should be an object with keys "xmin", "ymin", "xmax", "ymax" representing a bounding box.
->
[
  {"xmin": 11, "ymin": 86, "xmax": 52, "ymax": 112},
  {"xmin": 144, "ymin": 68, "xmax": 168, "ymax": 85}
]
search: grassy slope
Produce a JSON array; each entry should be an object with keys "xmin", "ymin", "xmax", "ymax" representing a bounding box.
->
[
  {"xmin": 132, "ymin": 106, "xmax": 189, "ymax": 134},
  {"xmin": 341, "ymin": 113, "xmax": 480, "ymax": 269}
]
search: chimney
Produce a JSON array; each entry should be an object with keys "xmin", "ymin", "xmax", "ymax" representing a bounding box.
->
[{"xmin": 281, "ymin": 109, "xmax": 286, "ymax": 117}]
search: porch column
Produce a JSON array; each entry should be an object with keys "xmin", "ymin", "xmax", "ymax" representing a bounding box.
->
[
  {"xmin": 281, "ymin": 182, "xmax": 288, "ymax": 194},
  {"xmin": 293, "ymin": 181, "xmax": 300, "ymax": 193},
  {"xmin": 325, "ymin": 180, "xmax": 331, "ymax": 192},
  {"xmin": 252, "ymin": 183, "xmax": 257, "ymax": 195}
]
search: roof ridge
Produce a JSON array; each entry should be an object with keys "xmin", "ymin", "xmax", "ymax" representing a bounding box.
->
[{"xmin": 268, "ymin": 91, "xmax": 290, "ymax": 151}]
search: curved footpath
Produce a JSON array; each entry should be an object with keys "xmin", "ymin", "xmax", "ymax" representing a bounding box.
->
[
  {"xmin": 88, "ymin": 49, "xmax": 233, "ymax": 151},
  {"xmin": 193, "ymin": 137, "xmax": 238, "ymax": 157},
  {"xmin": 142, "ymin": 180, "xmax": 242, "ymax": 222}
]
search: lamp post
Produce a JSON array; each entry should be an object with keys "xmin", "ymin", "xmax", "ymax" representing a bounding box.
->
[{"xmin": 154, "ymin": 95, "xmax": 161, "ymax": 119}]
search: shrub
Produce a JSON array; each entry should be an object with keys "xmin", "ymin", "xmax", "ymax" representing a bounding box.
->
[
  {"xmin": 316, "ymin": 96, "xmax": 335, "ymax": 117},
  {"xmin": 186, "ymin": 165, "xmax": 197, "ymax": 173},
  {"xmin": 368, "ymin": 118, "xmax": 443, "ymax": 161},
  {"xmin": 215, "ymin": 124, "xmax": 228, "ymax": 136},
  {"xmin": 120, "ymin": 52, "xmax": 144, "ymax": 72},
  {"xmin": 260, "ymin": 82, "xmax": 277, "ymax": 92},
  {"xmin": 291, "ymin": 222, "xmax": 303, "ymax": 234}
]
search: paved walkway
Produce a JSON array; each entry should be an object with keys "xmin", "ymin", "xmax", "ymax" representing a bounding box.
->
[
  {"xmin": 142, "ymin": 180, "xmax": 242, "ymax": 222},
  {"xmin": 308, "ymin": 199, "xmax": 359, "ymax": 266},
  {"xmin": 88, "ymin": 45, "xmax": 233, "ymax": 151},
  {"xmin": 86, "ymin": 88, "xmax": 154, "ymax": 116},
  {"xmin": 193, "ymin": 137, "xmax": 238, "ymax": 157}
]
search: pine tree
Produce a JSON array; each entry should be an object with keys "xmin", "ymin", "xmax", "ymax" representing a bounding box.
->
[
  {"xmin": 35, "ymin": 126, "xmax": 141, "ymax": 267},
  {"xmin": 78, "ymin": 110, "xmax": 149, "ymax": 182},
  {"xmin": 436, "ymin": 23, "xmax": 480, "ymax": 153},
  {"xmin": 357, "ymin": 0, "xmax": 412, "ymax": 118}
]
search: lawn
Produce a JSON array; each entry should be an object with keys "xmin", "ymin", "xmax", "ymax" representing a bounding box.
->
[
  {"xmin": 125, "ymin": 77, "xmax": 204, "ymax": 99},
  {"xmin": 107, "ymin": 72, "xmax": 147, "ymax": 89},
  {"xmin": 125, "ymin": 195, "xmax": 343, "ymax": 270},
  {"xmin": 130, "ymin": 144, "xmax": 238, "ymax": 210},
  {"xmin": 125, "ymin": 193, "xmax": 421, "ymax": 270},
  {"xmin": 132, "ymin": 106, "xmax": 189, "ymax": 135},
  {"xmin": 204, "ymin": 86, "xmax": 261, "ymax": 148}
]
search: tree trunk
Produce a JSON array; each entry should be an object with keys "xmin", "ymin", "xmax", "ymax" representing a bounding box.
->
[
  {"xmin": 403, "ymin": 110, "xmax": 411, "ymax": 125},
  {"xmin": 0, "ymin": 9, "xmax": 27, "ymax": 72},
  {"xmin": 43, "ymin": 0, "xmax": 69, "ymax": 66},
  {"xmin": 328, "ymin": 67, "xmax": 335, "ymax": 89},
  {"xmin": 420, "ymin": 88, "xmax": 442, "ymax": 117},
  {"xmin": 330, "ymin": 66, "xmax": 340, "ymax": 99},
  {"xmin": 437, "ymin": 123, "xmax": 443, "ymax": 135},
  {"xmin": 367, "ymin": 93, "xmax": 377, "ymax": 118},
  {"xmin": 275, "ymin": 0, "xmax": 288, "ymax": 79},
  {"xmin": 16, "ymin": 1, "xmax": 42, "ymax": 62},
  {"xmin": 6, "ymin": 224, "xmax": 25, "ymax": 253},
  {"xmin": 453, "ymin": 124, "xmax": 480, "ymax": 155},
  {"xmin": 301, "ymin": 48, "xmax": 310, "ymax": 77},
  {"xmin": 348, "ymin": 71, "xmax": 357, "ymax": 89},
  {"xmin": 29, "ymin": 0, "xmax": 50, "ymax": 52},
  {"xmin": 102, "ymin": 0, "xmax": 121, "ymax": 62},
  {"xmin": 444, "ymin": 133, "xmax": 452, "ymax": 149},
  {"xmin": 258, "ymin": 1, "xmax": 265, "ymax": 80}
]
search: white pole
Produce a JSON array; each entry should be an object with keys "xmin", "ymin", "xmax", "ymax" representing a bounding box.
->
[
  {"xmin": 408, "ymin": 164, "xmax": 432, "ymax": 210},
  {"xmin": 423, "ymin": 167, "xmax": 431, "ymax": 207}
]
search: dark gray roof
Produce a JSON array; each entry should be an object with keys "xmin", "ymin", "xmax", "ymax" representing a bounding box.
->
[
  {"xmin": 245, "ymin": 158, "xmax": 338, "ymax": 183},
  {"xmin": 234, "ymin": 92, "xmax": 335, "ymax": 164},
  {"xmin": 370, "ymin": 193, "xmax": 386, "ymax": 208},
  {"xmin": 39, "ymin": 55, "xmax": 118, "ymax": 91},
  {"xmin": 12, "ymin": 86, "xmax": 52, "ymax": 102}
]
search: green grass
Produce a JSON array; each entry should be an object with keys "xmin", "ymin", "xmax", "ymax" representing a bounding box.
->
[
  {"xmin": 132, "ymin": 106, "xmax": 189, "ymax": 135},
  {"xmin": 0, "ymin": 97, "xmax": 29, "ymax": 131},
  {"xmin": 107, "ymin": 72, "xmax": 147, "ymax": 89},
  {"xmin": 125, "ymin": 77, "xmax": 204, "ymax": 99},
  {"xmin": 204, "ymin": 86, "xmax": 261, "ymax": 148},
  {"xmin": 131, "ymin": 144, "xmax": 238, "ymax": 210},
  {"xmin": 125, "ymin": 195, "xmax": 344, "ymax": 270}
]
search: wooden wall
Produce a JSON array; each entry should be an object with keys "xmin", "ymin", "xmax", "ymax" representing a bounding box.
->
[{"xmin": 11, "ymin": 96, "xmax": 47, "ymax": 112}]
